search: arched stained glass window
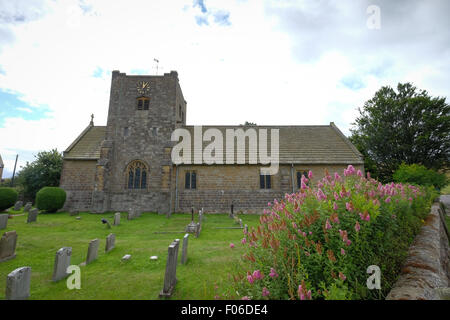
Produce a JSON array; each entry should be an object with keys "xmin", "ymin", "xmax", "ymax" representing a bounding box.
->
[{"xmin": 126, "ymin": 160, "xmax": 148, "ymax": 189}]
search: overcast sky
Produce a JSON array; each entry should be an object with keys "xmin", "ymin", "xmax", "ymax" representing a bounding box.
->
[{"xmin": 0, "ymin": 0, "xmax": 449, "ymax": 178}]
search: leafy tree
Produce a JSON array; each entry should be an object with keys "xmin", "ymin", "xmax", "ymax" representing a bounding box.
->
[
  {"xmin": 16, "ymin": 149, "xmax": 63, "ymax": 202},
  {"xmin": 393, "ymin": 163, "xmax": 448, "ymax": 190},
  {"xmin": 350, "ymin": 83, "xmax": 450, "ymax": 182}
]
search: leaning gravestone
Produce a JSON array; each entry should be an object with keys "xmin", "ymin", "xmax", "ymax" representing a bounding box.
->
[
  {"xmin": 181, "ymin": 233, "xmax": 189, "ymax": 265},
  {"xmin": 27, "ymin": 208, "xmax": 38, "ymax": 223},
  {"xmin": 86, "ymin": 239, "xmax": 99, "ymax": 264},
  {"xmin": 23, "ymin": 202, "xmax": 32, "ymax": 213},
  {"xmin": 160, "ymin": 239, "xmax": 180, "ymax": 298},
  {"xmin": 0, "ymin": 214, "xmax": 8, "ymax": 230},
  {"xmin": 52, "ymin": 247, "xmax": 72, "ymax": 281},
  {"xmin": 5, "ymin": 266, "xmax": 31, "ymax": 300},
  {"xmin": 13, "ymin": 201, "xmax": 23, "ymax": 211},
  {"xmin": 113, "ymin": 212, "xmax": 121, "ymax": 226},
  {"xmin": 0, "ymin": 231, "xmax": 18, "ymax": 262},
  {"xmin": 105, "ymin": 233, "xmax": 115, "ymax": 253}
]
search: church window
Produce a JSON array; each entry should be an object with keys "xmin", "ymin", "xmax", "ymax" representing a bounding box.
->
[
  {"xmin": 137, "ymin": 97, "xmax": 150, "ymax": 110},
  {"xmin": 185, "ymin": 171, "xmax": 197, "ymax": 189},
  {"xmin": 126, "ymin": 160, "xmax": 148, "ymax": 189},
  {"xmin": 260, "ymin": 174, "xmax": 271, "ymax": 189},
  {"xmin": 296, "ymin": 171, "xmax": 309, "ymax": 189}
]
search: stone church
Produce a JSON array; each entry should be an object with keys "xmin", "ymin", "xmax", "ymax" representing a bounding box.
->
[{"xmin": 60, "ymin": 70, "xmax": 364, "ymax": 214}]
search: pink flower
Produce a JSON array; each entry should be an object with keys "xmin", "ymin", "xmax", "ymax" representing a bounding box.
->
[
  {"xmin": 230, "ymin": 243, "xmax": 235, "ymax": 249},
  {"xmin": 241, "ymin": 238, "xmax": 247, "ymax": 245},
  {"xmin": 317, "ymin": 188, "xmax": 327, "ymax": 201},
  {"xmin": 309, "ymin": 231, "xmax": 312, "ymax": 235},
  {"xmin": 341, "ymin": 248, "xmax": 346, "ymax": 255},
  {"xmin": 339, "ymin": 272, "xmax": 347, "ymax": 281},
  {"xmin": 333, "ymin": 202, "xmax": 338, "ymax": 211},
  {"xmin": 307, "ymin": 290, "xmax": 312, "ymax": 300},
  {"xmin": 269, "ymin": 268, "xmax": 279, "ymax": 278},
  {"xmin": 241, "ymin": 296, "xmax": 250, "ymax": 300},
  {"xmin": 355, "ymin": 221, "xmax": 360, "ymax": 232},
  {"xmin": 385, "ymin": 196, "xmax": 391, "ymax": 203},
  {"xmin": 334, "ymin": 192, "xmax": 340, "ymax": 201},
  {"xmin": 357, "ymin": 169, "xmax": 363, "ymax": 177},
  {"xmin": 365, "ymin": 214, "xmax": 370, "ymax": 222},
  {"xmin": 345, "ymin": 202, "xmax": 353, "ymax": 212},
  {"xmin": 346, "ymin": 239, "xmax": 352, "ymax": 246},
  {"xmin": 262, "ymin": 287, "xmax": 270, "ymax": 297},
  {"xmin": 301, "ymin": 181, "xmax": 307, "ymax": 190},
  {"xmin": 308, "ymin": 170, "xmax": 313, "ymax": 179},
  {"xmin": 298, "ymin": 285, "xmax": 305, "ymax": 300},
  {"xmin": 334, "ymin": 172, "xmax": 341, "ymax": 180},
  {"xmin": 252, "ymin": 270, "xmax": 263, "ymax": 280},
  {"xmin": 247, "ymin": 274, "xmax": 254, "ymax": 284},
  {"xmin": 325, "ymin": 219, "xmax": 332, "ymax": 230}
]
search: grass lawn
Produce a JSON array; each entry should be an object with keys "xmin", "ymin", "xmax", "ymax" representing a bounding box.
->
[{"xmin": 0, "ymin": 210, "xmax": 260, "ymax": 300}]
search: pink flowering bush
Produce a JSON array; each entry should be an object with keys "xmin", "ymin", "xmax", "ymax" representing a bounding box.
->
[{"xmin": 231, "ymin": 166, "xmax": 436, "ymax": 300}]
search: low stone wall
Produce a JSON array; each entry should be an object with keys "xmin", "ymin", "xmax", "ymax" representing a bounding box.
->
[{"xmin": 386, "ymin": 198, "xmax": 450, "ymax": 300}]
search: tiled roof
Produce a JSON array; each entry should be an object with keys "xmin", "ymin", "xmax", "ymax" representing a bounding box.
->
[
  {"xmin": 182, "ymin": 123, "xmax": 363, "ymax": 164},
  {"xmin": 63, "ymin": 125, "xmax": 106, "ymax": 159},
  {"xmin": 63, "ymin": 123, "xmax": 363, "ymax": 164}
]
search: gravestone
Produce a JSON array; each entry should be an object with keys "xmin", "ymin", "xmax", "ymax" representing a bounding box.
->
[
  {"xmin": 86, "ymin": 239, "xmax": 99, "ymax": 264},
  {"xmin": 244, "ymin": 224, "xmax": 248, "ymax": 234},
  {"xmin": 230, "ymin": 203, "xmax": 234, "ymax": 218},
  {"xmin": 195, "ymin": 222, "xmax": 201, "ymax": 238},
  {"xmin": 113, "ymin": 212, "xmax": 121, "ymax": 226},
  {"xmin": 23, "ymin": 202, "xmax": 32, "ymax": 213},
  {"xmin": 181, "ymin": 233, "xmax": 189, "ymax": 265},
  {"xmin": 0, "ymin": 231, "xmax": 18, "ymax": 262},
  {"xmin": 5, "ymin": 266, "xmax": 31, "ymax": 300},
  {"xmin": 13, "ymin": 201, "xmax": 23, "ymax": 211},
  {"xmin": 239, "ymin": 219, "xmax": 243, "ymax": 228},
  {"xmin": 0, "ymin": 214, "xmax": 8, "ymax": 230},
  {"xmin": 199, "ymin": 210, "xmax": 203, "ymax": 223},
  {"xmin": 105, "ymin": 233, "xmax": 115, "ymax": 253},
  {"xmin": 160, "ymin": 239, "xmax": 180, "ymax": 298},
  {"xmin": 127, "ymin": 208, "xmax": 137, "ymax": 220},
  {"xmin": 69, "ymin": 209, "xmax": 78, "ymax": 216},
  {"xmin": 52, "ymin": 247, "xmax": 72, "ymax": 281},
  {"xmin": 27, "ymin": 208, "xmax": 38, "ymax": 223}
]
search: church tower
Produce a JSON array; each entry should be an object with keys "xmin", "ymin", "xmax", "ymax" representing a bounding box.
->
[{"xmin": 91, "ymin": 70, "xmax": 187, "ymax": 213}]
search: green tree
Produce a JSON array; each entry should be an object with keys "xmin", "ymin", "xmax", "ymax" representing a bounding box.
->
[
  {"xmin": 16, "ymin": 149, "xmax": 63, "ymax": 202},
  {"xmin": 350, "ymin": 83, "xmax": 450, "ymax": 182}
]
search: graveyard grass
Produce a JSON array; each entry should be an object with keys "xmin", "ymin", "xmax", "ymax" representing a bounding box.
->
[{"xmin": 0, "ymin": 210, "xmax": 259, "ymax": 300}]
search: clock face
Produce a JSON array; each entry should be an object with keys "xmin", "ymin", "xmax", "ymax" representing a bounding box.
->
[{"xmin": 137, "ymin": 81, "xmax": 150, "ymax": 95}]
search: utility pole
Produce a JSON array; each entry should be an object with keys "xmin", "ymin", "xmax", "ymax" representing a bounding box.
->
[{"xmin": 11, "ymin": 154, "xmax": 18, "ymax": 187}]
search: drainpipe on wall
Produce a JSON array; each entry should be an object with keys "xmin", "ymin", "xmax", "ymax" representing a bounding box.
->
[{"xmin": 291, "ymin": 163, "xmax": 295, "ymax": 194}]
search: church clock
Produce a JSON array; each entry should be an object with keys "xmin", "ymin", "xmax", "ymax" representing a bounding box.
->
[{"xmin": 136, "ymin": 81, "xmax": 150, "ymax": 95}]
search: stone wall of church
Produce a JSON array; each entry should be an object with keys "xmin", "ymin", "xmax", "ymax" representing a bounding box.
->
[
  {"xmin": 175, "ymin": 163, "xmax": 363, "ymax": 214},
  {"xmin": 60, "ymin": 160, "xmax": 97, "ymax": 211}
]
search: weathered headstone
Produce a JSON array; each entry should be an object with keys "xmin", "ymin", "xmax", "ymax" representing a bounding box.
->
[
  {"xmin": 52, "ymin": 247, "xmax": 72, "ymax": 281},
  {"xmin": 27, "ymin": 208, "xmax": 38, "ymax": 223},
  {"xmin": 181, "ymin": 233, "xmax": 189, "ymax": 265},
  {"xmin": 86, "ymin": 239, "xmax": 99, "ymax": 264},
  {"xmin": 5, "ymin": 266, "xmax": 31, "ymax": 300},
  {"xmin": 230, "ymin": 203, "xmax": 234, "ymax": 218},
  {"xmin": 160, "ymin": 239, "xmax": 180, "ymax": 298},
  {"xmin": 113, "ymin": 212, "xmax": 121, "ymax": 226},
  {"xmin": 13, "ymin": 201, "xmax": 23, "ymax": 211},
  {"xmin": 0, "ymin": 214, "xmax": 8, "ymax": 230},
  {"xmin": 195, "ymin": 222, "xmax": 201, "ymax": 238},
  {"xmin": 239, "ymin": 219, "xmax": 243, "ymax": 228},
  {"xmin": 69, "ymin": 209, "xmax": 78, "ymax": 216},
  {"xmin": 105, "ymin": 233, "xmax": 115, "ymax": 253},
  {"xmin": 127, "ymin": 208, "xmax": 137, "ymax": 220},
  {"xmin": 0, "ymin": 231, "xmax": 18, "ymax": 262},
  {"xmin": 244, "ymin": 224, "xmax": 248, "ymax": 234},
  {"xmin": 23, "ymin": 202, "xmax": 32, "ymax": 213}
]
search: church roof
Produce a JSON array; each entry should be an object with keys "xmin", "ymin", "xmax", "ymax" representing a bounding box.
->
[
  {"xmin": 183, "ymin": 122, "xmax": 363, "ymax": 165},
  {"xmin": 63, "ymin": 122, "xmax": 363, "ymax": 164},
  {"xmin": 63, "ymin": 125, "xmax": 106, "ymax": 160}
]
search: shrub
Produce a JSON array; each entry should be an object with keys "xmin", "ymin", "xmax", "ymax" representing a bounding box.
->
[
  {"xmin": 0, "ymin": 187, "xmax": 18, "ymax": 212},
  {"xmin": 393, "ymin": 163, "xmax": 448, "ymax": 190},
  {"xmin": 35, "ymin": 187, "xmax": 66, "ymax": 213},
  {"xmin": 229, "ymin": 166, "xmax": 435, "ymax": 300}
]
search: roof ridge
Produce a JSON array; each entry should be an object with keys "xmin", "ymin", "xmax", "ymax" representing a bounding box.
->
[{"xmin": 329, "ymin": 122, "xmax": 363, "ymax": 160}]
